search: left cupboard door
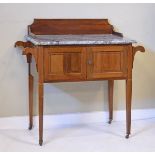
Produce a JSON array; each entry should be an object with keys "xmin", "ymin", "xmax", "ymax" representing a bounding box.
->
[{"xmin": 44, "ymin": 46, "xmax": 87, "ymax": 82}]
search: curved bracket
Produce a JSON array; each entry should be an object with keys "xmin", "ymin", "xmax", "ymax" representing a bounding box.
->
[
  {"xmin": 15, "ymin": 41, "xmax": 34, "ymax": 55},
  {"xmin": 132, "ymin": 46, "xmax": 145, "ymax": 67},
  {"xmin": 24, "ymin": 47, "xmax": 38, "ymax": 71},
  {"xmin": 133, "ymin": 46, "xmax": 145, "ymax": 57},
  {"xmin": 15, "ymin": 41, "xmax": 38, "ymax": 71},
  {"xmin": 15, "ymin": 41, "xmax": 33, "ymax": 48}
]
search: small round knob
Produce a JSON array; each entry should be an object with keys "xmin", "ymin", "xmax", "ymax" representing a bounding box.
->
[{"xmin": 87, "ymin": 60, "xmax": 92, "ymax": 65}]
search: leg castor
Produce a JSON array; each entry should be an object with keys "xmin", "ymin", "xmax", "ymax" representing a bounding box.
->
[
  {"xmin": 108, "ymin": 119, "xmax": 112, "ymax": 124},
  {"xmin": 28, "ymin": 124, "xmax": 33, "ymax": 130},
  {"xmin": 125, "ymin": 134, "xmax": 130, "ymax": 139},
  {"xmin": 39, "ymin": 139, "xmax": 43, "ymax": 146}
]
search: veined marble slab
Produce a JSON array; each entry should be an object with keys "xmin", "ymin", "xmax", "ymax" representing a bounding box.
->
[{"xmin": 25, "ymin": 34, "xmax": 136, "ymax": 46}]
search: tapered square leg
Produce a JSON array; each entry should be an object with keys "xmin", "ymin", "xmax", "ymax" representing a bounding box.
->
[
  {"xmin": 28, "ymin": 74, "xmax": 34, "ymax": 130},
  {"xmin": 39, "ymin": 83, "xmax": 44, "ymax": 146},
  {"xmin": 27, "ymin": 54, "xmax": 34, "ymax": 130},
  {"xmin": 108, "ymin": 80, "xmax": 114, "ymax": 124},
  {"xmin": 126, "ymin": 79, "xmax": 132, "ymax": 138}
]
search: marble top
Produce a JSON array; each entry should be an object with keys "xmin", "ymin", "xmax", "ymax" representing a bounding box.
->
[{"xmin": 25, "ymin": 34, "xmax": 136, "ymax": 46}]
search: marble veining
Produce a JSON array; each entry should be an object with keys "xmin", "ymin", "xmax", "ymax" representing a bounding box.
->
[{"xmin": 25, "ymin": 34, "xmax": 136, "ymax": 46}]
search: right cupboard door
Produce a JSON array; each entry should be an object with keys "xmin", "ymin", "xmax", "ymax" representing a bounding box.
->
[{"xmin": 87, "ymin": 45, "xmax": 129, "ymax": 79}]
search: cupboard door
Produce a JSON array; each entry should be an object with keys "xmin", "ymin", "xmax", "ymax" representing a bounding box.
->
[
  {"xmin": 87, "ymin": 45, "xmax": 128, "ymax": 79},
  {"xmin": 44, "ymin": 47, "xmax": 86, "ymax": 82}
]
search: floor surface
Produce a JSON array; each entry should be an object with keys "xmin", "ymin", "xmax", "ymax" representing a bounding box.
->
[{"xmin": 0, "ymin": 118, "xmax": 155, "ymax": 152}]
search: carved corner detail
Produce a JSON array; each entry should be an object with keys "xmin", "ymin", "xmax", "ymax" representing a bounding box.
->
[
  {"xmin": 15, "ymin": 41, "xmax": 38, "ymax": 71},
  {"xmin": 133, "ymin": 46, "xmax": 145, "ymax": 56},
  {"xmin": 15, "ymin": 41, "xmax": 33, "ymax": 48},
  {"xmin": 24, "ymin": 47, "xmax": 38, "ymax": 71},
  {"xmin": 132, "ymin": 45, "xmax": 145, "ymax": 68}
]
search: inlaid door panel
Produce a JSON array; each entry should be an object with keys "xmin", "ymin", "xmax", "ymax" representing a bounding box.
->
[
  {"xmin": 87, "ymin": 45, "xmax": 128, "ymax": 79},
  {"xmin": 44, "ymin": 47, "xmax": 86, "ymax": 82}
]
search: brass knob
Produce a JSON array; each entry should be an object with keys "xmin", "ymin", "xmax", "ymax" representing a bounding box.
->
[{"xmin": 87, "ymin": 59, "xmax": 92, "ymax": 65}]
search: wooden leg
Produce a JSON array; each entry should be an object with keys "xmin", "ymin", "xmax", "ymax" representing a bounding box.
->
[
  {"xmin": 28, "ymin": 73, "xmax": 34, "ymax": 130},
  {"xmin": 108, "ymin": 80, "xmax": 114, "ymax": 124},
  {"xmin": 27, "ymin": 54, "xmax": 34, "ymax": 130},
  {"xmin": 125, "ymin": 79, "xmax": 132, "ymax": 138},
  {"xmin": 39, "ymin": 83, "xmax": 44, "ymax": 146}
]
